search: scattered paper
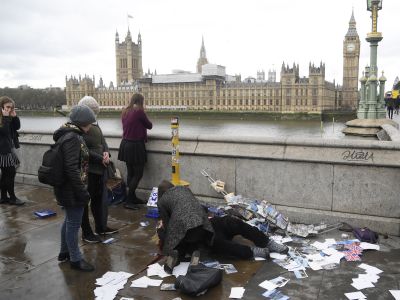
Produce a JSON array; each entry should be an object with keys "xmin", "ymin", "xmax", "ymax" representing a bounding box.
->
[
  {"xmin": 254, "ymin": 257, "xmax": 267, "ymax": 261},
  {"xmin": 94, "ymin": 271, "xmax": 133, "ymax": 300},
  {"xmin": 358, "ymin": 263, "xmax": 383, "ymax": 275},
  {"xmin": 229, "ymin": 287, "xmax": 245, "ymax": 299},
  {"xmin": 294, "ymin": 269, "xmax": 308, "ymax": 279},
  {"xmin": 220, "ymin": 264, "xmax": 238, "ymax": 274},
  {"xmin": 344, "ymin": 291, "xmax": 366, "ymax": 299},
  {"xmin": 259, "ymin": 279, "xmax": 278, "ymax": 291},
  {"xmin": 359, "ymin": 242, "xmax": 380, "ymax": 251},
  {"xmin": 389, "ymin": 290, "xmax": 400, "ymax": 300},
  {"xmin": 147, "ymin": 263, "xmax": 171, "ymax": 278},
  {"xmin": 130, "ymin": 276, "xmax": 162, "ymax": 288},
  {"xmin": 325, "ymin": 238, "xmax": 336, "ymax": 245},
  {"xmin": 262, "ymin": 289, "xmax": 289, "ymax": 299},
  {"xmin": 172, "ymin": 262, "xmax": 190, "ymax": 277},
  {"xmin": 270, "ymin": 276, "xmax": 290, "ymax": 287},
  {"xmin": 351, "ymin": 278, "xmax": 375, "ymax": 290},
  {"xmin": 270, "ymin": 253, "xmax": 287, "ymax": 260}
]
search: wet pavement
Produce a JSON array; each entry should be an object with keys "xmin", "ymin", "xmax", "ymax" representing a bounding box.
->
[{"xmin": 0, "ymin": 184, "xmax": 399, "ymax": 300}]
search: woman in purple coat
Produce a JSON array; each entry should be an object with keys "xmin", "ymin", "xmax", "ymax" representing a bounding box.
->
[{"xmin": 118, "ymin": 93, "xmax": 152, "ymax": 210}]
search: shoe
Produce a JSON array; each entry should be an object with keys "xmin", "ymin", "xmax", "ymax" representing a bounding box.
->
[
  {"xmin": 124, "ymin": 202, "xmax": 140, "ymax": 210},
  {"xmin": 0, "ymin": 197, "xmax": 9, "ymax": 204},
  {"xmin": 164, "ymin": 250, "xmax": 179, "ymax": 274},
  {"xmin": 82, "ymin": 234, "xmax": 102, "ymax": 243},
  {"xmin": 267, "ymin": 240, "xmax": 289, "ymax": 254},
  {"xmin": 96, "ymin": 227, "xmax": 119, "ymax": 235},
  {"xmin": 252, "ymin": 247, "xmax": 270, "ymax": 259},
  {"xmin": 58, "ymin": 252, "xmax": 70, "ymax": 262},
  {"xmin": 70, "ymin": 259, "xmax": 95, "ymax": 272},
  {"xmin": 8, "ymin": 197, "xmax": 25, "ymax": 206},
  {"xmin": 190, "ymin": 250, "xmax": 200, "ymax": 267}
]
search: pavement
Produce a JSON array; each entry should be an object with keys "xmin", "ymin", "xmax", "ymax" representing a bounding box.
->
[{"xmin": 0, "ymin": 184, "xmax": 399, "ymax": 300}]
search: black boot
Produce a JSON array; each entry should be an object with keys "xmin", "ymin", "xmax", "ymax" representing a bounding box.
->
[
  {"xmin": 8, "ymin": 197, "xmax": 25, "ymax": 206},
  {"xmin": 58, "ymin": 252, "xmax": 70, "ymax": 262},
  {"xmin": 70, "ymin": 259, "xmax": 95, "ymax": 272},
  {"xmin": 164, "ymin": 250, "xmax": 179, "ymax": 274}
]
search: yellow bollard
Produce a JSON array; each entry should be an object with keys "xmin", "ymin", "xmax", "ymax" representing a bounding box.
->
[{"xmin": 171, "ymin": 116, "xmax": 190, "ymax": 186}]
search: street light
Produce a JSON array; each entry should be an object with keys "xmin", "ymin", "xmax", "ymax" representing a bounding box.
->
[{"xmin": 367, "ymin": 0, "xmax": 382, "ymax": 11}]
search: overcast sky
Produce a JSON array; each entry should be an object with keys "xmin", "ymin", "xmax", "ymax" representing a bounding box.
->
[{"xmin": 0, "ymin": 0, "xmax": 399, "ymax": 89}]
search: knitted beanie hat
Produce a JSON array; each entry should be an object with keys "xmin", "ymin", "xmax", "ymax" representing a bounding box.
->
[{"xmin": 69, "ymin": 104, "xmax": 96, "ymax": 127}]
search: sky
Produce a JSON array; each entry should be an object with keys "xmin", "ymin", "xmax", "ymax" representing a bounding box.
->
[{"xmin": 0, "ymin": 0, "xmax": 399, "ymax": 89}]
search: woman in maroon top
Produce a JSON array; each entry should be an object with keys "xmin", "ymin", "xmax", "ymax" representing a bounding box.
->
[{"xmin": 118, "ymin": 93, "xmax": 153, "ymax": 210}]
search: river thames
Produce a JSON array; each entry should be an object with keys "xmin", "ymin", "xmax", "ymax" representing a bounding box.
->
[{"xmin": 19, "ymin": 115, "xmax": 348, "ymax": 139}]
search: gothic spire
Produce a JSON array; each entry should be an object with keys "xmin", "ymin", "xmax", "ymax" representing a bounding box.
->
[{"xmin": 346, "ymin": 9, "xmax": 358, "ymax": 37}]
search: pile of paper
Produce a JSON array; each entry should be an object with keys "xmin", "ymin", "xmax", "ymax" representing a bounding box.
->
[
  {"xmin": 94, "ymin": 271, "xmax": 133, "ymax": 300},
  {"xmin": 350, "ymin": 263, "xmax": 383, "ymax": 290},
  {"xmin": 229, "ymin": 287, "xmax": 245, "ymax": 299}
]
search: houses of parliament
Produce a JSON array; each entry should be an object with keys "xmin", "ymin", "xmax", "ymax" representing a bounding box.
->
[{"xmin": 65, "ymin": 11, "xmax": 360, "ymax": 112}]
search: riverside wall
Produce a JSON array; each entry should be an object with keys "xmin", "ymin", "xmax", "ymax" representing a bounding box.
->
[{"xmin": 16, "ymin": 130, "xmax": 400, "ymax": 236}]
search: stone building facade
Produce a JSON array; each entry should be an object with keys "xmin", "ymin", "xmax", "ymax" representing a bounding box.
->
[{"xmin": 66, "ymin": 12, "xmax": 359, "ymax": 112}]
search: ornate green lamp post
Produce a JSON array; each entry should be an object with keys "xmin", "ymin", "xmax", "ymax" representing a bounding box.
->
[{"xmin": 358, "ymin": 0, "xmax": 386, "ymax": 119}]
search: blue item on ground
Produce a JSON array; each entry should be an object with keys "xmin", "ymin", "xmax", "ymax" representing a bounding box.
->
[
  {"xmin": 34, "ymin": 209, "xmax": 57, "ymax": 218},
  {"xmin": 146, "ymin": 207, "xmax": 159, "ymax": 218}
]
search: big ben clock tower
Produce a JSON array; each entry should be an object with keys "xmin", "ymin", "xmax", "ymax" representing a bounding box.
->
[{"xmin": 342, "ymin": 10, "xmax": 360, "ymax": 110}]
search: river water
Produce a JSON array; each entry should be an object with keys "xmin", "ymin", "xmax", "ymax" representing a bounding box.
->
[{"xmin": 19, "ymin": 115, "xmax": 347, "ymax": 139}]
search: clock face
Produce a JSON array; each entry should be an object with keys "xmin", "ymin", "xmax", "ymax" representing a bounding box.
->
[{"xmin": 347, "ymin": 43, "xmax": 355, "ymax": 52}]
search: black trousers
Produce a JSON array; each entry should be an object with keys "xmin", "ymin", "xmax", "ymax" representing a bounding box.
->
[
  {"xmin": 0, "ymin": 166, "xmax": 16, "ymax": 199},
  {"xmin": 81, "ymin": 173, "xmax": 107, "ymax": 235},
  {"xmin": 126, "ymin": 163, "xmax": 144, "ymax": 203},
  {"xmin": 388, "ymin": 107, "xmax": 394, "ymax": 119},
  {"xmin": 211, "ymin": 215, "xmax": 269, "ymax": 259}
]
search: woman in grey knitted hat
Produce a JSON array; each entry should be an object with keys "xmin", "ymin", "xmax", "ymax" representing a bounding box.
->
[{"xmin": 77, "ymin": 97, "xmax": 118, "ymax": 243}]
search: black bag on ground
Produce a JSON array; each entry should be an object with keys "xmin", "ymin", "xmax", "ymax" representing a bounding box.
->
[
  {"xmin": 38, "ymin": 141, "xmax": 64, "ymax": 187},
  {"xmin": 353, "ymin": 227, "xmax": 379, "ymax": 244},
  {"xmin": 174, "ymin": 264, "xmax": 223, "ymax": 296}
]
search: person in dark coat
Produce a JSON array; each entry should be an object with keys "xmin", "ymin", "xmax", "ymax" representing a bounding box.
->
[
  {"xmin": 77, "ymin": 96, "xmax": 118, "ymax": 244},
  {"xmin": 118, "ymin": 93, "xmax": 152, "ymax": 210},
  {"xmin": 157, "ymin": 180, "xmax": 215, "ymax": 272},
  {"xmin": 386, "ymin": 97, "xmax": 394, "ymax": 119},
  {"xmin": 0, "ymin": 96, "xmax": 24, "ymax": 205},
  {"xmin": 55, "ymin": 105, "xmax": 96, "ymax": 272}
]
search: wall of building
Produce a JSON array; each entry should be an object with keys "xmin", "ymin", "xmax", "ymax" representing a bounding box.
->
[{"xmin": 16, "ymin": 130, "xmax": 400, "ymax": 236}]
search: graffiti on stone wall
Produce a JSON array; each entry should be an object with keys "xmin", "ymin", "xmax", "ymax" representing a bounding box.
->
[{"xmin": 341, "ymin": 150, "xmax": 374, "ymax": 162}]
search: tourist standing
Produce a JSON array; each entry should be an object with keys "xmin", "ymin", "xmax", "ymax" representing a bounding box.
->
[
  {"xmin": 55, "ymin": 105, "xmax": 96, "ymax": 271},
  {"xmin": 0, "ymin": 96, "xmax": 24, "ymax": 205},
  {"xmin": 118, "ymin": 93, "xmax": 152, "ymax": 210},
  {"xmin": 386, "ymin": 96, "xmax": 394, "ymax": 119},
  {"xmin": 78, "ymin": 96, "xmax": 118, "ymax": 243}
]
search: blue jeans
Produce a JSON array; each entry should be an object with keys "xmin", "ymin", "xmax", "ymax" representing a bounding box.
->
[{"xmin": 60, "ymin": 206, "xmax": 84, "ymax": 262}]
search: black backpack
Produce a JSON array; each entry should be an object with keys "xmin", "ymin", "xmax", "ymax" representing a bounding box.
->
[{"xmin": 38, "ymin": 138, "xmax": 65, "ymax": 187}]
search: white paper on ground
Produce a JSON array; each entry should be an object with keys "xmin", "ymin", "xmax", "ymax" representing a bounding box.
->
[
  {"xmin": 147, "ymin": 263, "xmax": 171, "ymax": 278},
  {"xmin": 325, "ymin": 238, "xmax": 336, "ymax": 245},
  {"xmin": 130, "ymin": 276, "xmax": 162, "ymax": 288},
  {"xmin": 344, "ymin": 291, "xmax": 366, "ymax": 299},
  {"xmin": 229, "ymin": 287, "xmax": 245, "ymax": 299},
  {"xmin": 259, "ymin": 279, "xmax": 278, "ymax": 291},
  {"xmin": 270, "ymin": 276, "xmax": 290, "ymax": 287},
  {"xmin": 358, "ymin": 263, "xmax": 383, "ymax": 275},
  {"xmin": 389, "ymin": 290, "xmax": 400, "ymax": 300},
  {"xmin": 322, "ymin": 248, "xmax": 339, "ymax": 256},
  {"xmin": 270, "ymin": 253, "xmax": 287, "ymax": 260},
  {"xmin": 359, "ymin": 242, "xmax": 380, "ymax": 251},
  {"xmin": 308, "ymin": 261, "xmax": 323, "ymax": 271},
  {"xmin": 281, "ymin": 237, "xmax": 293, "ymax": 243},
  {"xmin": 254, "ymin": 257, "xmax": 266, "ymax": 261},
  {"xmin": 357, "ymin": 273, "xmax": 380, "ymax": 283},
  {"xmin": 351, "ymin": 278, "xmax": 375, "ymax": 290},
  {"xmin": 312, "ymin": 241, "xmax": 329, "ymax": 250},
  {"xmin": 172, "ymin": 262, "xmax": 190, "ymax": 277}
]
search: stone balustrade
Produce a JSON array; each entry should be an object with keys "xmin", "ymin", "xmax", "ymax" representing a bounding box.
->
[{"xmin": 16, "ymin": 130, "xmax": 400, "ymax": 236}]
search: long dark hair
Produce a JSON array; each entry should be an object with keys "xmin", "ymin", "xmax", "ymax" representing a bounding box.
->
[
  {"xmin": 0, "ymin": 96, "xmax": 15, "ymax": 118},
  {"xmin": 122, "ymin": 93, "xmax": 144, "ymax": 117}
]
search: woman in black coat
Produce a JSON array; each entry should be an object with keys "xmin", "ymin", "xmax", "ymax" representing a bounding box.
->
[{"xmin": 0, "ymin": 96, "xmax": 24, "ymax": 205}]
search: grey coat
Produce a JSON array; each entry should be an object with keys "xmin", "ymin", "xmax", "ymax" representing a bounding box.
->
[{"xmin": 157, "ymin": 186, "xmax": 214, "ymax": 255}]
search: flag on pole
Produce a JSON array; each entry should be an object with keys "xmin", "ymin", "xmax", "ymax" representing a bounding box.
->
[{"xmin": 127, "ymin": 14, "xmax": 133, "ymax": 18}]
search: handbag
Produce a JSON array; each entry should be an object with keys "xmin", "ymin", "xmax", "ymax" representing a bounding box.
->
[
  {"xmin": 175, "ymin": 264, "xmax": 223, "ymax": 296},
  {"xmin": 106, "ymin": 161, "xmax": 123, "ymax": 190}
]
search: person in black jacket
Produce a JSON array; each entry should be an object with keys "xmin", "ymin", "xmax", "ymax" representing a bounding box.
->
[
  {"xmin": 0, "ymin": 96, "xmax": 24, "ymax": 206},
  {"xmin": 55, "ymin": 105, "xmax": 96, "ymax": 272}
]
